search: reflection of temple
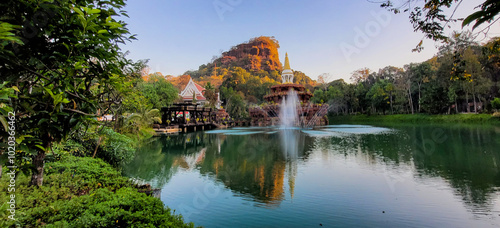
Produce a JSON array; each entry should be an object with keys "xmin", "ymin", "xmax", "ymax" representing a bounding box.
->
[{"xmin": 249, "ymin": 53, "xmax": 329, "ymax": 126}]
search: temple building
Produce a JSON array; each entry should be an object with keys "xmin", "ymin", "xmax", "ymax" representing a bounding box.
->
[
  {"xmin": 263, "ymin": 53, "xmax": 313, "ymax": 103},
  {"xmin": 249, "ymin": 53, "xmax": 328, "ymax": 127},
  {"xmin": 179, "ymin": 77, "xmax": 208, "ymax": 105},
  {"xmin": 179, "ymin": 77, "xmax": 222, "ymax": 109}
]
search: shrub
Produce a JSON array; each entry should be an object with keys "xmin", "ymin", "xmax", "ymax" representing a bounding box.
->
[
  {"xmin": 492, "ymin": 98, "xmax": 500, "ymax": 111},
  {"xmin": 99, "ymin": 127, "xmax": 136, "ymax": 167},
  {"xmin": 18, "ymin": 188, "xmax": 193, "ymax": 227},
  {"xmin": 0, "ymin": 156, "xmax": 194, "ymax": 227},
  {"xmin": 64, "ymin": 126, "xmax": 136, "ymax": 167}
]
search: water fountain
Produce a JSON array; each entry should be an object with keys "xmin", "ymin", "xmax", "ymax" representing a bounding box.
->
[
  {"xmin": 249, "ymin": 53, "xmax": 329, "ymax": 128},
  {"xmin": 280, "ymin": 90, "xmax": 299, "ymax": 128}
]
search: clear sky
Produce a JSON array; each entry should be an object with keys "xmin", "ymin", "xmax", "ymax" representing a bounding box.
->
[{"xmin": 120, "ymin": 0, "xmax": 500, "ymax": 83}]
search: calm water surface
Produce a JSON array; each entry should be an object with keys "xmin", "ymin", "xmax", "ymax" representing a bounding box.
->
[{"xmin": 124, "ymin": 124, "xmax": 500, "ymax": 227}]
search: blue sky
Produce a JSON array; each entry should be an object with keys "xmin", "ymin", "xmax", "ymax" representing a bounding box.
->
[{"xmin": 120, "ymin": 0, "xmax": 500, "ymax": 82}]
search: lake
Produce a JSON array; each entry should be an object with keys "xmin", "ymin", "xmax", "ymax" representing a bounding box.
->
[{"xmin": 124, "ymin": 124, "xmax": 500, "ymax": 227}]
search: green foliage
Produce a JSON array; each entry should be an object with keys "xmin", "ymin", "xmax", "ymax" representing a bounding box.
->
[
  {"xmin": 137, "ymin": 74, "xmax": 179, "ymax": 109},
  {"xmin": 0, "ymin": 21, "xmax": 23, "ymax": 46},
  {"xmin": 220, "ymin": 86, "xmax": 248, "ymax": 119},
  {"xmin": 204, "ymin": 82, "xmax": 218, "ymax": 108},
  {"xmin": 99, "ymin": 127, "xmax": 136, "ymax": 167},
  {"xmin": 492, "ymin": 98, "xmax": 500, "ymax": 110},
  {"xmin": 462, "ymin": 1, "xmax": 500, "ymax": 30},
  {"xmin": 0, "ymin": 0, "xmax": 137, "ymax": 185},
  {"xmin": 0, "ymin": 81, "xmax": 18, "ymax": 131},
  {"xmin": 53, "ymin": 126, "xmax": 136, "ymax": 168},
  {"xmin": 219, "ymin": 67, "xmax": 279, "ymax": 104},
  {"xmin": 0, "ymin": 156, "xmax": 194, "ymax": 227},
  {"xmin": 366, "ymin": 80, "xmax": 391, "ymax": 114},
  {"xmin": 122, "ymin": 104, "xmax": 162, "ymax": 140}
]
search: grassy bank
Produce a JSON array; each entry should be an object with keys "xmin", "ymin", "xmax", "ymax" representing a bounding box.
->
[
  {"xmin": 329, "ymin": 113, "xmax": 500, "ymax": 125},
  {"xmin": 0, "ymin": 156, "xmax": 195, "ymax": 228}
]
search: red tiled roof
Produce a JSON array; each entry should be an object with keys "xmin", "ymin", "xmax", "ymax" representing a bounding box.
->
[{"xmin": 194, "ymin": 82, "xmax": 205, "ymax": 93}]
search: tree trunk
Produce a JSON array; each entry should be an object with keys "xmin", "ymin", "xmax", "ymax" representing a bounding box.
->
[
  {"xmin": 418, "ymin": 83, "xmax": 421, "ymax": 113},
  {"xmin": 408, "ymin": 88, "xmax": 414, "ymax": 114},
  {"xmin": 30, "ymin": 150, "xmax": 46, "ymax": 186},
  {"xmin": 93, "ymin": 136, "xmax": 103, "ymax": 158},
  {"xmin": 473, "ymin": 93, "xmax": 477, "ymax": 113},
  {"xmin": 455, "ymin": 99, "xmax": 458, "ymax": 113},
  {"xmin": 389, "ymin": 92, "xmax": 394, "ymax": 114},
  {"xmin": 466, "ymin": 92, "xmax": 470, "ymax": 113}
]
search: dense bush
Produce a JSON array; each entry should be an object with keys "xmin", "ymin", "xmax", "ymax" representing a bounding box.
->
[
  {"xmin": 492, "ymin": 98, "xmax": 500, "ymax": 111},
  {"xmin": 54, "ymin": 126, "xmax": 136, "ymax": 168},
  {"xmin": 99, "ymin": 127, "xmax": 136, "ymax": 167},
  {"xmin": 0, "ymin": 156, "xmax": 194, "ymax": 227}
]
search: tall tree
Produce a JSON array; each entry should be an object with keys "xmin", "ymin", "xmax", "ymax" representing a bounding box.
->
[{"xmin": 0, "ymin": 0, "xmax": 135, "ymax": 186}]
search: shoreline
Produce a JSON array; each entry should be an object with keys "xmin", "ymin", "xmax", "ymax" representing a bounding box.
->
[{"xmin": 329, "ymin": 113, "xmax": 500, "ymax": 125}]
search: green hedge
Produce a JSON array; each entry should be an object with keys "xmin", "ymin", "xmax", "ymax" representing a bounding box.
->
[{"xmin": 0, "ymin": 156, "xmax": 194, "ymax": 228}]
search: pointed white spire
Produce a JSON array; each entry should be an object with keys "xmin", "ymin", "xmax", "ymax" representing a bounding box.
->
[{"xmin": 281, "ymin": 53, "xmax": 294, "ymax": 84}]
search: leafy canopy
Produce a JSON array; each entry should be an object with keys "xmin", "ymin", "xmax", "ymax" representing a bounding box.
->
[{"xmin": 0, "ymin": 0, "xmax": 136, "ymax": 185}]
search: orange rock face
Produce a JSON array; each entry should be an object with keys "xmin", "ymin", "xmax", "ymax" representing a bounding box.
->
[{"xmin": 219, "ymin": 36, "xmax": 283, "ymax": 72}]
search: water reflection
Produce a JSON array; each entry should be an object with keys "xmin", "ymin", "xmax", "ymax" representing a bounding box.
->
[
  {"xmin": 123, "ymin": 124, "xmax": 500, "ymax": 223},
  {"xmin": 317, "ymin": 124, "xmax": 500, "ymax": 213},
  {"xmin": 124, "ymin": 129, "xmax": 312, "ymax": 207}
]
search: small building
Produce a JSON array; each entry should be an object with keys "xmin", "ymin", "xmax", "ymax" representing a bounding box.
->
[
  {"xmin": 179, "ymin": 77, "xmax": 207, "ymax": 105},
  {"xmin": 178, "ymin": 77, "xmax": 222, "ymax": 109}
]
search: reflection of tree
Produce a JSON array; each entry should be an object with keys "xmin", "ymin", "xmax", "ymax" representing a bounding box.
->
[
  {"xmin": 124, "ymin": 130, "xmax": 312, "ymax": 206},
  {"xmin": 123, "ymin": 132, "xmax": 213, "ymax": 187},
  {"xmin": 326, "ymin": 124, "xmax": 500, "ymax": 212},
  {"xmin": 123, "ymin": 137, "xmax": 177, "ymax": 188}
]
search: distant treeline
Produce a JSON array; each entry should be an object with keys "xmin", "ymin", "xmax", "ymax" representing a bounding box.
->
[{"xmin": 313, "ymin": 32, "xmax": 500, "ymax": 115}]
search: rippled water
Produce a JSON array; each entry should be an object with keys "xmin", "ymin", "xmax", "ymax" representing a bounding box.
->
[{"xmin": 124, "ymin": 124, "xmax": 500, "ymax": 227}]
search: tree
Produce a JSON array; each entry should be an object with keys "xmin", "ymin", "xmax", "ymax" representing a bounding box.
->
[
  {"xmin": 123, "ymin": 104, "xmax": 162, "ymax": 140},
  {"xmin": 492, "ymin": 97, "xmax": 500, "ymax": 111},
  {"xmin": 203, "ymin": 82, "xmax": 218, "ymax": 108},
  {"xmin": 413, "ymin": 62, "xmax": 433, "ymax": 112},
  {"xmin": 380, "ymin": 0, "xmax": 500, "ymax": 51},
  {"xmin": 366, "ymin": 80, "xmax": 391, "ymax": 114},
  {"xmin": 481, "ymin": 37, "xmax": 500, "ymax": 98},
  {"xmin": 351, "ymin": 68, "xmax": 371, "ymax": 83},
  {"xmin": 137, "ymin": 74, "xmax": 179, "ymax": 109},
  {"xmin": 0, "ymin": 0, "xmax": 134, "ymax": 186},
  {"xmin": 220, "ymin": 87, "xmax": 248, "ymax": 119}
]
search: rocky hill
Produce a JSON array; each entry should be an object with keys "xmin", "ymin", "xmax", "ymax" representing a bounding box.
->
[
  {"xmin": 218, "ymin": 36, "xmax": 282, "ymax": 72},
  {"xmin": 185, "ymin": 36, "xmax": 283, "ymax": 78}
]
